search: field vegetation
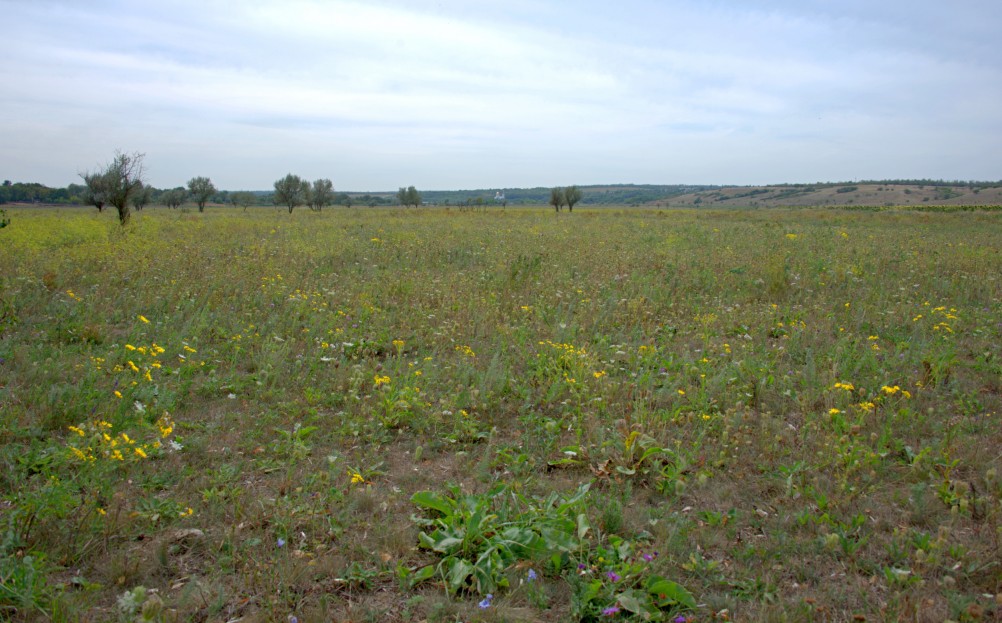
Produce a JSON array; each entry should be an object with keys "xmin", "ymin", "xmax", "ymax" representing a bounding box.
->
[{"xmin": 1, "ymin": 205, "xmax": 1000, "ymax": 622}]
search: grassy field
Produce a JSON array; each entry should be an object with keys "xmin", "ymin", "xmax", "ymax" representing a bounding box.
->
[{"xmin": 1, "ymin": 205, "xmax": 1000, "ymax": 622}]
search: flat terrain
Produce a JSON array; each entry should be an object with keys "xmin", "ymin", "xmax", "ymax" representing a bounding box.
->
[{"xmin": 1, "ymin": 206, "xmax": 1000, "ymax": 622}]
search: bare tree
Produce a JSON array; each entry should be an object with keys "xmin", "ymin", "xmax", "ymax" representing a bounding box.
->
[
  {"xmin": 274, "ymin": 174, "xmax": 310, "ymax": 213},
  {"xmin": 564, "ymin": 185, "xmax": 583, "ymax": 212},
  {"xmin": 103, "ymin": 151, "xmax": 146, "ymax": 225},
  {"xmin": 187, "ymin": 176, "xmax": 217, "ymax": 212},
  {"xmin": 310, "ymin": 178, "xmax": 334, "ymax": 211}
]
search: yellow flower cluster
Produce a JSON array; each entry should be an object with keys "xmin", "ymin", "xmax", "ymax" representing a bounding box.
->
[
  {"xmin": 67, "ymin": 420, "xmax": 159, "ymax": 463},
  {"xmin": 455, "ymin": 344, "xmax": 476, "ymax": 358},
  {"xmin": 881, "ymin": 385, "xmax": 912, "ymax": 399}
]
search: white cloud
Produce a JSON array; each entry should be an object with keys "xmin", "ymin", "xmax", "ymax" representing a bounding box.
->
[{"xmin": 1, "ymin": 0, "xmax": 1000, "ymax": 188}]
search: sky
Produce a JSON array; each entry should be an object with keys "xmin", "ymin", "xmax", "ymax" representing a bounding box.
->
[{"xmin": 2, "ymin": 0, "xmax": 1000, "ymax": 191}]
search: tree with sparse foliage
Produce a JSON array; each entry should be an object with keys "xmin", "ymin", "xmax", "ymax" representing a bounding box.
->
[
  {"xmin": 230, "ymin": 191, "xmax": 257, "ymax": 211},
  {"xmin": 549, "ymin": 187, "xmax": 566, "ymax": 212},
  {"xmin": 335, "ymin": 193, "xmax": 354, "ymax": 209},
  {"xmin": 564, "ymin": 185, "xmax": 582, "ymax": 212},
  {"xmin": 98, "ymin": 151, "xmax": 146, "ymax": 225},
  {"xmin": 310, "ymin": 178, "xmax": 334, "ymax": 211},
  {"xmin": 161, "ymin": 187, "xmax": 187, "ymax": 210},
  {"xmin": 81, "ymin": 169, "xmax": 112, "ymax": 213},
  {"xmin": 187, "ymin": 176, "xmax": 217, "ymax": 212},
  {"xmin": 273, "ymin": 174, "xmax": 310, "ymax": 213},
  {"xmin": 398, "ymin": 186, "xmax": 421, "ymax": 208},
  {"xmin": 130, "ymin": 183, "xmax": 152, "ymax": 211}
]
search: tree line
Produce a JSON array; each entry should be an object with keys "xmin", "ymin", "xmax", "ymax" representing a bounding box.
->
[{"xmin": 3, "ymin": 151, "xmax": 591, "ymax": 226}]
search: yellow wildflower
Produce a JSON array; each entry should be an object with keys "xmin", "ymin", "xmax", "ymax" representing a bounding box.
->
[
  {"xmin": 138, "ymin": 315, "xmax": 150, "ymax": 324},
  {"xmin": 593, "ymin": 370, "xmax": 607, "ymax": 379},
  {"xmin": 134, "ymin": 447, "xmax": 147, "ymax": 459}
]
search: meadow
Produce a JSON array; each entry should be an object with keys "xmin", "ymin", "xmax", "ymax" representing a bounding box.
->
[{"xmin": 0, "ymin": 205, "xmax": 1000, "ymax": 622}]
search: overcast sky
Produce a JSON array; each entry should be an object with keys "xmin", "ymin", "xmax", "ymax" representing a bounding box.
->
[{"xmin": 2, "ymin": 0, "xmax": 1000, "ymax": 190}]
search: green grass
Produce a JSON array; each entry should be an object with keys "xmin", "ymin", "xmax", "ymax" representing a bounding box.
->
[{"xmin": 1, "ymin": 205, "xmax": 1000, "ymax": 622}]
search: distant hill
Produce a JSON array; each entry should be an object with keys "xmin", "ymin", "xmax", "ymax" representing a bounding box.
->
[
  {"xmin": 656, "ymin": 182, "xmax": 1002, "ymax": 208},
  {"xmin": 409, "ymin": 184, "xmax": 718, "ymax": 206}
]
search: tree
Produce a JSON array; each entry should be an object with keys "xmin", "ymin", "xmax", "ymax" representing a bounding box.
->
[
  {"xmin": 335, "ymin": 192, "xmax": 353, "ymax": 209},
  {"xmin": 310, "ymin": 178, "xmax": 334, "ymax": 211},
  {"xmin": 130, "ymin": 183, "xmax": 152, "ymax": 211},
  {"xmin": 102, "ymin": 151, "xmax": 146, "ymax": 225},
  {"xmin": 187, "ymin": 176, "xmax": 217, "ymax": 212},
  {"xmin": 549, "ymin": 187, "xmax": 566, "ymax": 212},
  {"xmin": 564, "ymin": 185, "xmax": 583, "ymax": 212},
  {"xmin": 161, "ymin": 187, "xmax": 187, "ymax": 210},
  {"xmin": 274, "ymin": 174, "xmax": 310, "ymax": 213},
  {"xmin": 398, "ymin": 185, "xmax": 421, "ymax": 208},
  {"xmin": 230, "ymin": 191, "xmax": 257, "ymax": 211},
  {"xmin": 81, "ymin": 170, "xmax": 112, "ymax": 213}
]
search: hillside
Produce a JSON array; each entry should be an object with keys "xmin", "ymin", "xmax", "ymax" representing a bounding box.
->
[
  {"xmin": 412, "ymin": 184, "xmax": 716, "ymax": 206},
  {"xmin": 657, "ymin": 182, "xmax": 1002, "ymax": 208}
]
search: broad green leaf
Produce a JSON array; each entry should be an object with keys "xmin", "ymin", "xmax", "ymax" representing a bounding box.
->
[
  {"xmin": 446, "ymin": 558, "xmax": 475, "ymax": 594},
  {"xmin": 408, "ymin": 564, "xmax": 437, "ymax": 587},
  {"xmin": 430, "ymin": 535, "xmax": 464, "ymax": 553},
  {"xmin": 616, "ymin": 590, "xmax": 645, "ymax": 614},
  {"xmin": 647, "ymin": 577, "xmax": 696, "ymax": 609},
  {"xmin": 411, "ymin": 491, "xmax": 453, "ymax": 517},
  {"xmin": 576, "ymin": 513, "xmax": 591, "ymax": 540}
]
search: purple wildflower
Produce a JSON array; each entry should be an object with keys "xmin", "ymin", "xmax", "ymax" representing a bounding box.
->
[
  {"xmin": 673, "ymin": 616, "xmax": 688, "ymax": 623},
  {"xmin": 527, "ymin": 569, "xmax": 538, "ymax": 581},
  {"xmin": 478, "ymin": 594, "xmax": 493, "ymax": 609},
  {"xmin": 606, "ymin": 571, "xmax": 621, "ymax": 582},
  {"xmin": 602, "ymin": 606, "xmax": 621, "ymax": 616},
  {"xmin": 276, "ymin": 537, "xmax": 286, "ymax": 548}
]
